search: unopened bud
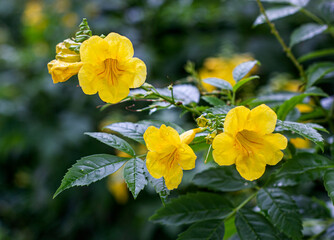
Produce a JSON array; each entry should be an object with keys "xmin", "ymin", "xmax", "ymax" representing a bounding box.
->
[
  {"xmin": 205, "ymin": 130, "xmax": 217, "ymax": 144},
  {"xmin": 196, "ymin": 115, "xmax": 209, "ymax": 127}
]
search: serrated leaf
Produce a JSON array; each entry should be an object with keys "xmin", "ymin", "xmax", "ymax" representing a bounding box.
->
[
  {"xmin": 54, "ymin": 154, "xmax": 129, "ymax": 198},
  {"xmin": 307, "ymin": 62, "xmax": 334, "ymax": 88},
  {"xmin": 257, "ymin": 188, "xmax": 302, "ymax": 239},
  {"xmin": 277, "ymin": 87, "xmax": 328, "ymax": 120},
  {"xmin": 275, "ymin": 153, "xmax": 333, "ymax": 180},
  {"xmin": 324, "ymin": 169, "xmax": 334, "ymax": 204},
  {"xmin": 123, "ymin": 157, "xmax": 147, "ymax": 199},
  {"xmin": 193, "ymin": 166, "xmax": 254, "ymax": 192},
  {"xmin": 298, "ymin": 48, "xmax": 334, "ymax": 63},
  {"xmin": 235, "ymin": 209, "xmax": 279, "ymax": 240},
  {"xmin": 104, "ymin": 122, "xmax": 148, "ymax": 144},
  {"xmin": 150, "ymin": 192, "xmax": 233, "ymax": 225},
  {"xmin": 276, "ymin": 120, "xmax": 324, "ymax": 149},
  {"xmin": 144, "ymin": 168, "xmax": 170, "ymax": 202},
  {"xmin": 232, "ymin": 76, "xmax": 259, "ymax": 93},
  {"xmin": 205, "ymin": 105, "xmax": 233, "ymax": 115},
  {"xmin": 232, "ymin": 61, "xmax": 258, "ymax": 82},
  {"xmin": 203, "ymin": 78, "xmax": 233, "ymax": 91},
  {"xmin": 290, "ymin": 23, "xmax": 327, "ymax": 47},
  {"xmin": 177, "ymin": 219, "xmax": 225, "ymax": 240},
  {"xmin": 202, "ymin": 96, "xmax": 225, "ymax": 106},
  {"xmin": 85, "ymin": 132, "xmax": 135, "ymax": 156},
  {"xmin": 253, "ymin": 6, "xmax": 300, "ymax": 26}
]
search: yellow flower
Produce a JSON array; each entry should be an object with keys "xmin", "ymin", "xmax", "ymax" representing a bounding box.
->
[
  {"xmin": 47, "ymin": 41, "xmax": 82, "ymax": 83},
  {"xmin": 212, "ymin": 104, "xmax": 287, "ymax": 181},
  {"xmin": 290, "ymin": 137, "xmax": 311, "ymax": 149},
  {"xmin": 143, "ymin": 125, "xmax": 199, "ymax": 190},
  {"xmin": 78, "ymin": 33, "xmax": 147, "ymax": 103},
  {"xmin": 199, "ymin": 54, "xmax": 256, "ymax": 92}
]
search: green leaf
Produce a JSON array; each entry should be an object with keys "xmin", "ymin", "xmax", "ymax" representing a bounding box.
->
[
  {"xmin": 150, "ymin": 192, "xmax": 233, "ymax": 225},
  {"xmin": 158, "ymin": 84, "xmax": 200, "ymax": 104},
  {"xmin": 249, "ymin": 92, "xmax": 297, "ymax": 107},
  {"xmin": 276, "ymin": 120, "xmax": 324, "ymax": 150},
  {"xmin": 298, "ymin": 48, "xmax": 334, "ymax": 63},
  {"xmin": 202, "ymin": 96, "xmax": 226, "ymax": 106},
  {"xmin": 123, "ymin": 157, "xmax": 147, "ymax": 199},
  {"xmin": 177, "ymin": 220, "xmax": 225, "ymax": 240},
  {"xmin": 205, "ymin": 105, "xmax": 233, "ymax": 115},
  {"xmin": 253, "ymin": 6, "xmax": 300, "ymax": 26},
  {"xmin": 276, "ymin": 153, "xmax": 333, "ymax": 180},
  {"xmin": 138, "ymin": 120, "xmax": 184, "ymax": 134},
  {"xmin": 85, "ymin": 132, "xmax": 135, "ymax": 156},
  {"xmin": 224, "ymin": 217, "xmax": 237, "ymax": 240},
  {"xmin": 293, "ymin": 195, "xmax": 331, "ymax": 219},
  {"xmin": 290, "ymin": 23, "xmax": 327, "ymax": 47},
  {"xmin": 232, "ymin": 61, "xmax": 259, "ymax": 82},
  {"xmin": 203, "ymin": 78, "xmax": 233, "ymax": 91},
  {"xmin": 193, "ymin": 166, "xmax": 255, "ymax": 192},
  {"xmin": 104, "ymin": 122, "xmax": 148, "ymax": 144},
  {"xmin": 235, "ymin": 209, "xmax": 279, "ymax": 240},
  {"xmin": 324, "ymin": 169, "xmax": 334, "ymax": 204},
  {"xmin": 257, "ymin": 188, "xmax": 302, "ymax": 239},
  {"xmin": 144, "ymin": 168, "xmax": 170, "ymax": 202},
  {"xmin": 54, "ymin": 154, "xmax": 129, "ymax": 198},
  {"xmin": 277, "ymin": 87, "xmax": 328, "ymax": 120},
  {"xmin": 306, "ymin": 62, "xmax": 334, "ymax": 88},
  {"xmin": 232, "ymin": 76, "xmax": 259, "ymax": 93},
  {"xmin": 260, "ymin": 0, "xmax": 309, "ymax": 7}
]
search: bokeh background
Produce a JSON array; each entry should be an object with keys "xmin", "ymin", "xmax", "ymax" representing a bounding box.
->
[{"xmin": 1, "ymin": 0, "xmax": 333, "ymax": 239}]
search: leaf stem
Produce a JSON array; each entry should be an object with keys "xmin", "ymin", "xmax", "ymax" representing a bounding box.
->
[
  {"xmin": 255, "ymin": 0, "xmax": 307, "ymax": 83},
  {"xmin": 225, "ymin": 190, "xmax": 258, "ymax": 221}
]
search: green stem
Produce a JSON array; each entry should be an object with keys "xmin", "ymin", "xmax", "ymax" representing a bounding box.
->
[
  {"xmin": 225, "ymin": 191, "xmax": 258, "ymax": 221},
  {"xmin": 255, "ymin": 0, "xmax": 307, "ymax": 83}
]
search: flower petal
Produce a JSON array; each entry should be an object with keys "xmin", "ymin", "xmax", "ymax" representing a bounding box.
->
[
  {"xmin": 180, "ymin": 128, "xmax": 201, "ymax": 144},
  {"xmin": 97, "ymin": 78, "xmax": 130, "ymax": 103},
  {"xmin": 117, "ymin": 58, "xmax": 147, "ymax": 88},
  {"xmin": 236, "ymin": 154, "xmax": 266, "ymax": 181},
  {"xmin": 48, "ymin": 60, "xmax": 82, "ymax": 83},
  {"xmin": 160, "ymin": 124, "xmax": 181, "ymax": 146},
  {"xmin": 177, "ymin": 144, "xmax": 197, "ymax": 170},
  {"xmin": 212, "ymin": 133, "xmax": 238, "ymax": 165},
  {"xmin": 80, "ymin": 36, "xmax": 110, "ymax": 63},
  {"xmin": 264, "ymin": 133, "xmax": 287, "ymax": 150},
  {"xmin": 77, "ymin": 63, "xmax": 102, "ymax": 95},
  {"xmin": 224, "ymin": 106, "xmax": 250, "ymax": 135},
  {"xmin": 104, "ymin": 32, "xmax": 134, "ymax": 61},
  {"xmin": 146, "ymin": 151, "xmax": 165, "ymax": 179},
  {"xmin": 246, "ymin": 104, "xmax": 277, "ymax": 135},
  {"xmin": 164, "ymin": 162, "xmax": 183, "ymax": 190}
]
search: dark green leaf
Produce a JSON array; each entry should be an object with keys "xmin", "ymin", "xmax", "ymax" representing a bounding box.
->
[
  {"xmin": 177, "ymin": 220, "xmax": 225, "ymax": 240},
  {"xmin": 232, "ymin": 61, "xmax": 258, "ymax": 82},
  {"xmin": 54, "ymin": 154, "xmax": 129, "ymax": 198},
  {"xmin": 205, "ymin": 105, "xmax": 233, "ymax": 115},
  {"xmin": 249, "ymin": 92, "xmax": 297, "ymax": 108},
  {"xmin": 85, "ymin": 132, "xmax": 135, "ymax": 156},
  {"xmin": 150, "ymin": 192, "xmax": 233, "ymax": 225},
  {"xmin": 235, "ymin": 209, "xmax": 279, "ymax": 240},
  {"xmin": 193, "ymin": 166, "xmax": 254, "ymax": 192},
  {"xmin": 203, "ymin": 78, "xmax": 233, "ymax": 91},
  {"xmin": 232, "ymin": 76, "xmax": 259, "ymax": 93},
  {"xmin": 306, "ymin": 62, "xmax": 334, "ymax": 88},
  {"xmin": 290, "ymin": 23, "xmax": 327, "ymax": 47},
  {"xmin": 276, "ymin": 153, "xmax": 333, "ymax": 180},
  {"xmin": 123, "ymin": 157, "xmax": 147, "ymax": 199},
  {"xmin": 202, "ymin": 96, "xmax": 225, "ymax": 106},
  {"xmin": 324, "ymin": 169, "xmax": 334, "ymax": 204},
  {"xmin": 144, "ymin": 169, "xmax": 170, "ymax": 202},
  {"xmin": 276, "ymin": 120, "xmax": 324, "ymax": 149},
  {"xmin": 298, "ymin": 48, "xmax": 334, "ymax": 63},
  {"xmin": 292, "ymin": 195, "xmax": 331, "ymax": 219},
  {"xmin": 253, "ymin": 6, "xmax": 300, "ymax": 26},
  {"xmin": 104, "ymin": 122, "xmax": 148, "ymax": 144},
  {"xmin": 277, "ymin": 87, "xmax": 328, "ymax": 120},
  {"xmin": 257, "ymin": 188, "xmax": 302, "ymax": 239}
]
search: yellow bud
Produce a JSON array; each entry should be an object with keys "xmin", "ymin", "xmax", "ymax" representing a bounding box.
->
[
  {"xmin": 196, "ymin": 115, "xmax": 209, "ymax": 127},
  {"xmin": 180, "ymin": 128, "xmax": 203, "ymax": 145},
  {"xmin": 205, "ymin": 130, "xmax": 217, "ymax": 145},
  {"xmin": 55, "ymin": 40, "xmax": 81, "ymax": 63}
]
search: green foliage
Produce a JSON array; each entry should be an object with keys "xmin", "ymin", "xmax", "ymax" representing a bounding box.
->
[
  {"xmin": 54, "ymin": 154, "xmax": 129, "ymax": 198},
  {"xmin": 203, "ymin": 78, "xmax": 233, "ymax": 91},
  {"xmin": 253, "ymin": 6, "xmax": 300, "ymax": 26},
  {"xmin": 290, "ymin": 23, "xmax": 328, "ymax": 47},
  {"xmin": 235, "ymin": 209, "xmax": 280, "ymax": 240},
  {"xmin": 257, "ymin": 188, "xmax": 302, "ymax": 239},
  {"xmin": 232, "ymin": 76, "xmax": 259, "ymax": 93},
  {"xmin": 193, "ymin": 166, "xmax": 255, "ymax": 192},
  {"xmin": 202, "ymin": 96, "xmax": 225, "ymax": 106},
  {"xmin": 276, "ymin": 120, "xmax": 324, "ymax": 149},
  {"xmin": 104, "ymin": 122, "xmax": 148, "ymax": 144},
  {"xmin": 123, "ymin": 157, "xmax": 147, "ymax": 199},
  {"xmin": 177, "ymin": 220, "xmax": 225, "ymax": 240},
  {"xmin": 232, "ymin": 60, "xmax": 259, "ymax": 82},
  {"xmin": 298, "ymin": 48, "xmax": 334, "ymax": 62},
  {"xmin": 150, "ymin": 192, "xmax": 233, "ymax": 225},
  {"xmin": 144, "ymin": 169, "xmax": 170, "ymax": 202},
  {"xmin": 306, "ymin": 62, "xmax": 334, "ymax": 88},
  {"xmin": 85, "ymin": 132, "xmax": 136, "ymax": 156},
  {"xmin": 324, "ymin": 170, "xmax": 334, "ymax": 205}
]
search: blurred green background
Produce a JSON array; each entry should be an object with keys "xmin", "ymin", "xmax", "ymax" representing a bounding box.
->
[{"xmin": 1, "ymin": 0, "xmax": 333, "ymax": 239}]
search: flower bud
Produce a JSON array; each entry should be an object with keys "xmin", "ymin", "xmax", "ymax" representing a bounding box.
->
[{"xmin": 196, "ymin": 115, "xmax": 209, "ymax": 127}]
